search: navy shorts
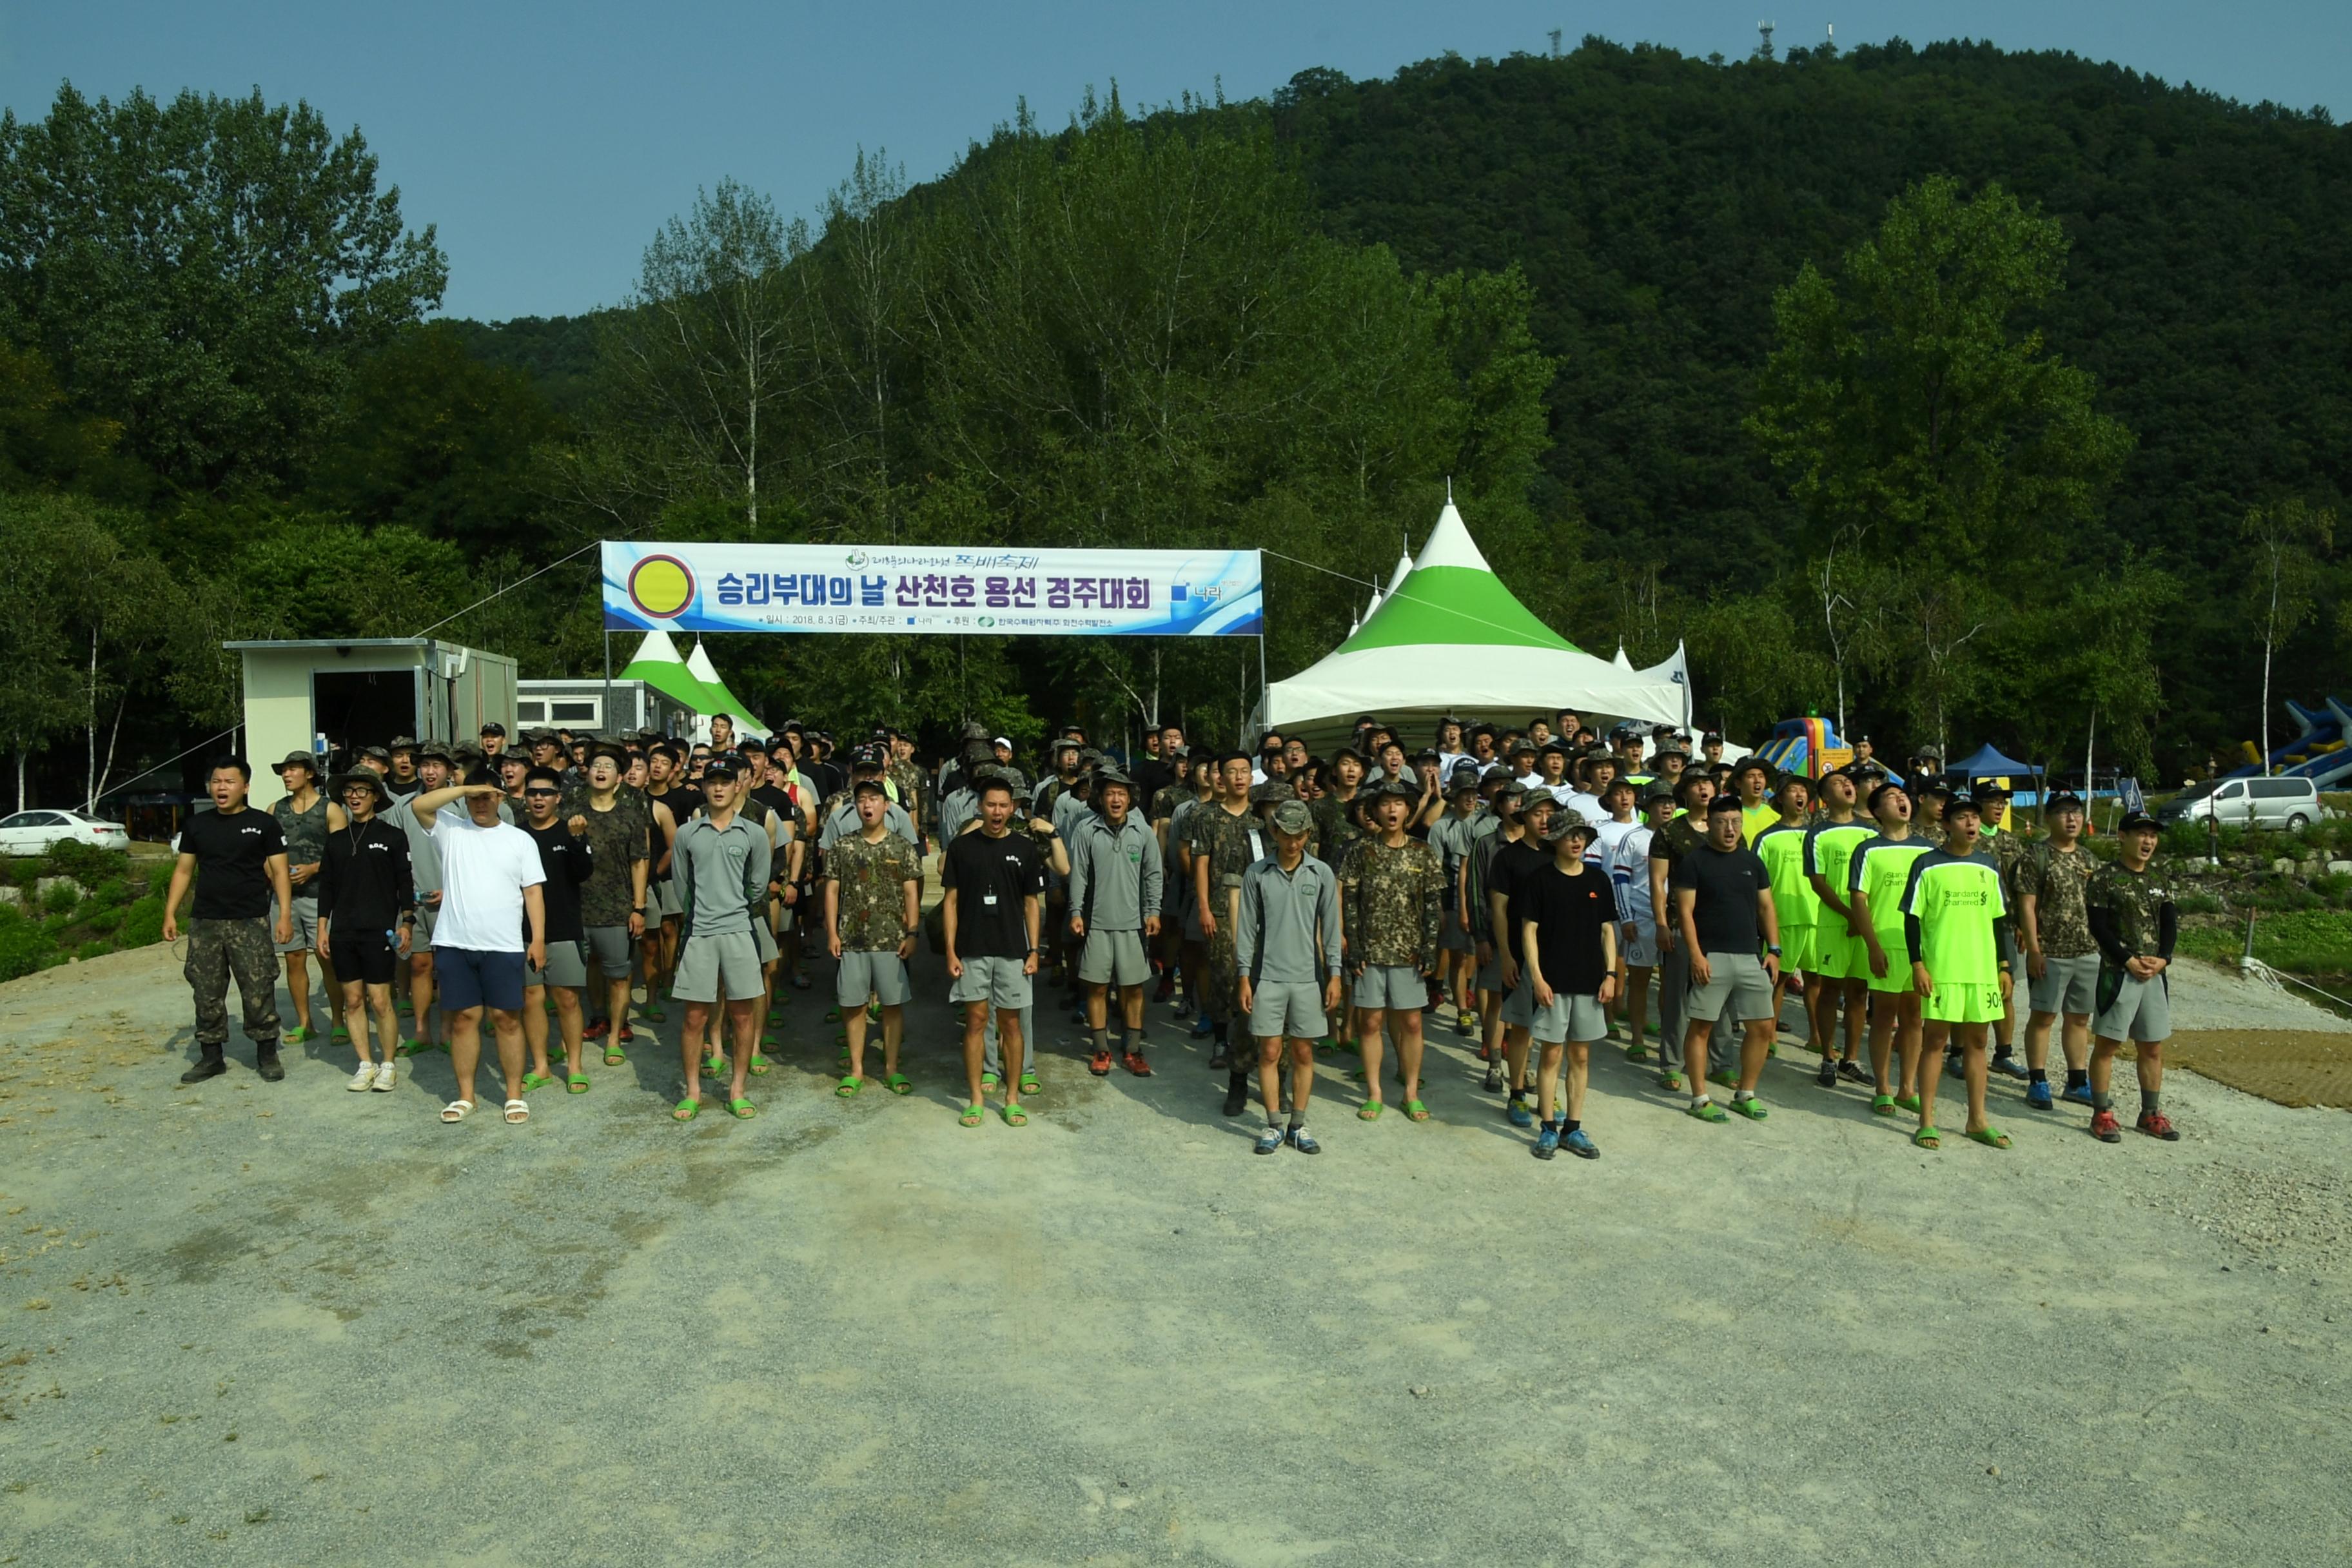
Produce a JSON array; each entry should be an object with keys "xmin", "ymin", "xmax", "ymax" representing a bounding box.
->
[{"xmin": 433, "ymin": 945, "xmax": 526, "ymax": 1014}]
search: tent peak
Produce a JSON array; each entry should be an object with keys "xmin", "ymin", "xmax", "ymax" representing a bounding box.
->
[{"xmin": 1413, "ymin": 501, "xmax": 1493, "ymax": 574}]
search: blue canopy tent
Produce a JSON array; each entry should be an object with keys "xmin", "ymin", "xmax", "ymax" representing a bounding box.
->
[{"xmin": 1952, "ymin": 743, "xmax": 2033, "ymax": 779}]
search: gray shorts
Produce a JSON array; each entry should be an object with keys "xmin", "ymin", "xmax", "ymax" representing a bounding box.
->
[
  {"xmin": 1440, "ymin": 908, "xmax": 1475, "ymax": 954},
  {"xmin": 651, "ymin": 878, "xmax": 684, "ymax": 921},
  {"xmin": 1500, "ymin": 973, "xmax": 1536, "ymax": 1029},
  {"xmin": 1531, "ymin": 991, "xmax": 1609, "ymax": 1045},
  {"xmin": 276, "ymin": 896, "xmax": 320, "ymax": 955},
  {"xmin": 1476, "ymin": 946, "xmax": 1504, "ymax": 994},
  {"xmin": 2030, "ymin": 952, "xmax": 2100, "ymax": 1015},
  {"xmin": 952, "ymin": 954, "xmax": 1032, "ymax": 1011},
  {"xmin": 1686, "ymin": 951, "xmax": 1775, "ymax": 1024},
  {"xmin": 837, "ymin": 948, "xmax": 911, "ymax": 1008},
  {"xmin": 1079, "ymin": 927, "xmax": 1149, "ymax": 986},
  {"xmin": 1622, "ymin": 921, "xmax": 1660, "ymax": 969},
  {"xmin": 415, "ymin": 900, "xmax": 440, "ymax": 947},
  {"xmin": 582, "ymin": 923, "xmax": 632, "ymax": 975},
  {"xmin": 2094, "ymin": 967, "xmax": 2170, "ymax": 1044},
  {"xmin": 527, "ymin": 941, "xmax": 588, "ymax": 989},
  {"xmin": 1248, "ymin": 979, "xmax": 1329, "ymax": 1040},
  {"xmin": 1351, "ymin": 963, "xmax": 1423, "ymax": 1012},
  {"xmin": 674, "ymin": 930, "xmax": 765, "ymax": 1003},
  {"xmin": 751, "ymin": 918, "xmax": 778, "ymax": 965}
]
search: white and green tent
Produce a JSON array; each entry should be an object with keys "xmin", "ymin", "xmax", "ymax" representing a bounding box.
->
[
  {"xmin": 618, "ymin": 630, "xmax": 718, "ymax": 715},
  {"xmin": 1260, "ymin": 501, "xmax": 1685, "ymax": 751},
  {"xmin": 684, "ymin": 640, "xmax": 764, "ymax": 735}
]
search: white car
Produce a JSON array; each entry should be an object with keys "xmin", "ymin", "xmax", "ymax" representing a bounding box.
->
[{"xmin": 0, "ymin": 808, "xmax": 132, "ymax": 856}]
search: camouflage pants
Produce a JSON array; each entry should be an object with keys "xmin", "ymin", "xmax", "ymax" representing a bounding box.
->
[
  {"xmin": 1208, "ymin": 885, "xmax": 1241, "ymax": 1028},
  {"xmin": 186, "ymin": 917, "xmax": 281, "ymax": 1054}
]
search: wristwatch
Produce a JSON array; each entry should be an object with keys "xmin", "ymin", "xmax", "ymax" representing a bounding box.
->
[{"xmin": 1767, "ymin": 944, "xmax": 1782, "ymax": 956}]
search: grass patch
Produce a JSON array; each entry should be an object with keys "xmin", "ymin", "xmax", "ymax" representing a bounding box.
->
[
  {"xmin": 2179, "ymin": 909, "xmax": 2352, "ymax": 975},
  {"xmin": 0, "ymin": 851, "xmax": 161, "ymax": 983}
]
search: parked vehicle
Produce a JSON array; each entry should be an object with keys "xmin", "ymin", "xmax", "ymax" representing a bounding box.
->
[
  {"xmin": 0, "ymin": 808, "xmax": 133, "ymax": 856},
  {"xmin": 2157, "ymin": 774, "xmax": 2325, "ymax": 831}
]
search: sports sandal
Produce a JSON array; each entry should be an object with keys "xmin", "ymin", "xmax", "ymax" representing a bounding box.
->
[
  {"xmin": 1965, "ymin": 1126, "xmax": 2012, "ymax": 1149},
  {"xmin": 959, "ymin": 1103, "xmax": 986, "ymax": 1127},
  {"xmin": 1002, "ymin": 1102, "xmax": 1028, "ymax": 1126},
  {"xmin": 440, "ymin": 1099, "xmax": 474, "ymax": 1123},
  {"xmin": 727, "ymin": 1096, "xmax": 757, "ymax": 1119},
  {"xmin": 566, "ymin": 1072, "xmax": 591, "ymax": 1093},
  {"xmin": 1912, "ymin": 1125, "xmax": 1941, "ymax": 1149},
  {"xmin": 885, "ymin": 1073, "xmax": 913, "ymax": 1095},
  {"xmin": 673, "ymin": 1097, "xmax": 700, "ymax": 1122},
  {"xmin": 1685, "ymin": 1100, "xmax": 1727, "ymax": 1122},
  {"xmin": 836, "ymin": 1075, "xmax": 863, "ymax": 1098}
]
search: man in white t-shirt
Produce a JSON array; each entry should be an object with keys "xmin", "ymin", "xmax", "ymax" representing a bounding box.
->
[
  {"xmin": 1605, "ymin": 779, "xmax": 1663, "ymax": 1054},
  {"xmin": 410, "ymin": 774, "xmax": 546, "ymax": 1126}
]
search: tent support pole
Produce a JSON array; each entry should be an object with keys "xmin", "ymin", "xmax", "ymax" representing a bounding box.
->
[
  {"xmin": 602, "ymin": 632, "xmax": 612, "ymax": 734},
  {"xmin": 1257, "ymin": 634, "xmax": 1267, "ymax": 741}
]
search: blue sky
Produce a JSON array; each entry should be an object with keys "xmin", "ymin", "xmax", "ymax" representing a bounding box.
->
[{"xmin": 6, "ymin": 3, "xmax": 2344, "ymax": 321}]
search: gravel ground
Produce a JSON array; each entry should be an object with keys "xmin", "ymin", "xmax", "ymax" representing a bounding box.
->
[{"xmin": 1, "ymin": 942, "xmax": 2347, "ymax": 1565}]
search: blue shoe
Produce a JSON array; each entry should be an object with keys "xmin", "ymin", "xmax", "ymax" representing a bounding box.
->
[
  {"xmin": 1253, "ymin": 1126, "xmax": 1285, "ymax": 1155},
  {"xmin": 2025, "ymin": 1080, "xmax": 2055, "ymax": 1110},
  {"xmin": 1993, "ymin": 1054, "xmax": 2030, "ymax": 1080},
  {"xmin": 1563, "ymin": 1128, "xmax": 1600, "ymax": 1160},
  {"xmin": 2060, "ymin": 1081, "xmax": 2095, "ymax": 1107},
  {"xmin": 1506, "ymin": 1097, "xmax": 1534, "ymax": 1129},
  {"xmin": 1533, "ymin": 1125, "xmax": 1560, "ymax": 1160},
  {"xmin": 1190, "ymin": 1013, "xmax": 1215, "ymax": 1038},
  {"xmin": 1286, "ymin": 1127, "xmax": 1320, "ymax": 1155}
]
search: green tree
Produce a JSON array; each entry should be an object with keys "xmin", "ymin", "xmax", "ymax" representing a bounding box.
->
[
  {"xmin": 0, "ymin": 496, "xmax": 84, "ymax": 808},
  {"xmin": 2239, "ymin": 499, "xmax": 2336, "ymax": 772},
  {"xmin": 0, "ymin": 84, "xmax": 446, "ymax": 490}
]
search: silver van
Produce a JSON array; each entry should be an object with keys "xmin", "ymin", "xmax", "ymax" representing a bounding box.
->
[{"xmin": 2158, "ymin": 774, "xmax": 2324, "ymax": 831}]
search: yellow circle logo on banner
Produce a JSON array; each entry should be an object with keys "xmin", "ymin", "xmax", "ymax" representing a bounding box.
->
[{"xmin": 628, "ymin": 556, "xmax": 695, "ymax": 619}]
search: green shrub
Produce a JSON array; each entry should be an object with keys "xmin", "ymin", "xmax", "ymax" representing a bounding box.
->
[
  {"xmin": 2174, "ymin": 891, "xmax": 2224, "ymax": 916},
  {"xmin": 0, "ymin": 908, "xmax": 49, "ymax": 983},
  {"xmin": 9, "ymin": 858, "xmax": 39, "ymax": 892},
  {"xmin": 2246, "ymin": 880, "xmax": 2322, "ymax": 912},
  {"xmin": 46, "ymin": 839, "xmax": 124, "ymax": 886},
  {"xmin": 74, "ymin": 939, "xmax": 110, "ymax": 962},
  {"xmin": 119, "ymin": 895, "xmax": 164, "ymax": 948},
  {"xmin": 88, "ymin": 876, "xmax": 132, "ymax": 909},
  {"xmin": 79, "ymin": 906, "xmax": 122, "ymax": 936},
  {"xmin": 40, "ymin": 881, "xmax": 77, "ymax": 915},
  {"xmin": 2313, "ymin": 872, "xmax": 2352, "ymax": 908}
]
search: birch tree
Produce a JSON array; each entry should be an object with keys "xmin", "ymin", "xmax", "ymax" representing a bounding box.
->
[{"xmin": 2239, "ymin": 499, "xmax": 2335, "ymax": 773}]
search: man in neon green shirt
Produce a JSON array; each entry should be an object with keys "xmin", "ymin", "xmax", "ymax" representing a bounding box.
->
[
  {"xmin": 1750, "ymin": 776, "xmax": 1815, "ymax": 1032},
  {"xmin": 1802, "ymin": 768, "xmax": 1874, "ymax": 1086},
  {"xmin": 1846, "ymin": 780, "xmax": 1934, "ymax": 1114},
  {"xmin": 1898, "ymin": 794, "xmax": 2015, "ymax": 1150},
  {"xmin": 1735, "ymin": 761, "xmax": 1777, "ymax": 847}
]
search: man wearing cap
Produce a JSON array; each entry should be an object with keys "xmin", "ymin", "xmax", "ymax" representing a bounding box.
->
[
  {"xmin": 384, "ymin": 738, "xmax": 421, "ymax": 800},
  {"xmin": 1897, "ymin": 793, "xmax": 2014, "ymax": 1149},
  {"xmin": 1671, "ymin": 796, "xmax": 1782, "ymax": 1123},
  {"xmin": 514, "ymin": 766, "xmax": 594, "ymax": 1093},
  {"xmin": 672, "ymin": 757, "xmax": 770, "ymax": 1121},
  {"xmin": 2084, "ymin": 810, "xmax": 2181, "ymax": 1144},
  {"xmin": 314, "ymin": 767, "xmax": 414, "ymax": 1092},
  {"xmin": 478, "ymin": 722, "xmax": 508, "ymax": 760},
  {"xmin": 824, "ymin": 776, "xmax": 923, "ymax": 1097},
  {"xmin": 2017, "ymin": 789, "xmax": 2101, "ymax": 1110},
  {"xmin": 1187, "ymin": 752, "xmax": 1262, "ymax": 1091},
  {"xmin": 1339, "ymin": 779, "xmax": 1446, "ymax": 1122},
  {"xmin": 1649, "ymin": 772, "xmax": 1730, "ymax": 1092},
  {"xmin": 164, "ymin": 757, "xmax": 297, "ymax": 1083},
  {"xmin": 270, "ymin": 750, "xmax": 348, "ymax": 1048},
  {"xmin": 1235, "ymin": 798, "xmax": 1342, "ymax": 1155},
  {"xmin": 1427, "ymin": 766, "xmax": 1484, "ymax": 1037},
  {"xmin": 384, "ymin": 743, "xmax": 506, "ymax": 1055},
  {"xmin": 819, "ymin": 748, "xmax": 917, "ymax": 851},
  {"xmin": 1519, "ymin": 809, "xmax": 1616, "ymax": 1159},
  {"xmin": 943, "ymin": 774, "xmax": 1046, "ymax": 1127},
  {"xmin": 1845, "ymin": 779, "xmax": 1936, "ymax": 1112},
  {"xmin": 1068, "ymin": 765, "xmax": 1163, "ymax": 1077},
  {"xmin": 1609, "ymin": 782, "xmax": 1672, "ymax": 1060},
  {"xmin": 407, "ymin": 770, "xmax": 547, "ymax": 1125}
]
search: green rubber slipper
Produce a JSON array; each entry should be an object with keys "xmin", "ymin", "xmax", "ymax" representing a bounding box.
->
[
  {"xmin": 885, "ymin": 1073, "xmax": 912, "ymax": 1095},
  {"xmin": 1912, "ymin": 1125, "xmax": 1941, "ymax": 1148},
  {"xmin": 1002, "ymin": 1102, "xmax": 1028, "ymax": 1126},
  {"xmin": 1965, "ymin": 1126, "xmax": 2012, "ymax": 1149},
  {"xmin": 836, "ymin": 1075, "xmax": 862, "ymax": 1098},
  {"xmin": 604, "ymin": 1043, "xmax": 627, "ymax": 1066},
  {"xmin": 1357, "ymin": 1101, "xmax": 1384, "ymax": 1121},
  {"xmin": 980, "ymin": 1071, "xmax": 999, "ymax": 1090},
  {"xmin": 638, "ymin": 1005, "xmax": 665, "ymax": 1023},
  {"xmin": 747, "ymin": 1054, "xmax": 772, "ymax": 1076},
  {"xmin": 1685, "ymin": 1100, "xmax": 1729, "ymax": 1123},
  {"xmin": 520, "ymin": 1071, "xmax": 555, "ymax": 1092},
  {"xmin": 1870, "ymin": 1093, "xmax": 1897, "ymax": 1115},
  {"xmin": 1018, "ymin": 1072, "xmax": 1040, "ymax": 1096},
  {"xmin": 1404, "ymin": 1098, "xmax": 1431, "ymax": 1122},
  {"xmin": 825, "ymin": 1006, "xmax": 843, "ymax": 1023},
  {"xmin": 566, "ymin": 1072, "xmax": 591, "ymax": 1093},
  {"xmin": 329, "ymin": 1024, "xmax": 351, "ymax": 1043},
  {"xmin": 1707, "ymin": 1070, "xmax": 1738, "ymax": 1089},
  {"xmin": 727, "ymin": 1096, "xmax": 756, "ymax": 1119},
  {"xmin": 1658, "ymin": 1071, "xmax": 1684, "ymax": 1092},
  {"xmin": 866, "ymin": 1002, "xmax": 881, "ymax": 1023},
  {"xmin": 672, "ymin": 1097, "xmax": 700, "ymax": 1122},
  {"xmin": 1625, "ymin": 1042, "xmax": 1649, "ymax": 1063},
  {"xmin": 1729, "ymin": 1096, "xmax": 1768, "ymax": 1121},
  {"xmin": 959, "ymin": 1103, "xmax": 985, "ymax": 1127},
  {"xmin": 1894, "ymin": 1093, "xmax": 1922, "ymax": 1113},
  {"xmin": 286, "ymin": 1026, "xmax": 313, "ymax": 1044},
  {"xmin": 702, "ymin": 1054, "xmax": 727, "ymax": 1077}
]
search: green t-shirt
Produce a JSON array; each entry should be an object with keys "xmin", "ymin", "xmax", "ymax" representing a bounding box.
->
[
  {"xmin": 1899, "ymin": 850, "xmax": 2008, "ymax": 985},
  {"xmin": 1801, "ymin": 819, "xmax": 1874, "ymax": 926},
  {"xmin": 1754, "ymin": 822, "xmax": 1819, "ymax": 928},
  {"xmin": 1849, "ymin": 833, "xmax": 1935, "ymax": 951}
]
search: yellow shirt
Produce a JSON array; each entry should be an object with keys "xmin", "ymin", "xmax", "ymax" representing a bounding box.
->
[{"xmin": 1742, "ymin": 801, "xmax": 1778, "ymax": 846}]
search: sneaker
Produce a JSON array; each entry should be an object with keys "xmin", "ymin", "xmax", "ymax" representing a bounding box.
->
[
  {"xmin": 2088, "ymin": 1108, "xmax": 2122, "ymax": 1143},
  {"xmin": 1221, "ymin": 1077, "xmax": 1251, "ymax": 1117},
  {"xmin": 1153, "ymin": 977, "xmax": 1175, "ymax": 1004},
  {"xmin": 1190, "ymin": 1014, "xmax": 1215, "ymax": 1039},
  {"xmin": 2060, "ymin": 1081, "xmax": 2096, "ymax": 1107},
  {"xmin": 255, "ymin": 1053, "xmax": 286, "ymax": 1083},
  {"xmin": 1254, "ymin": 1125, "xmax": 1285, "ymax": 1155},
  {"xmin": 1208, "ymin": 1046, "xmax": 1230, "ymax": 1070},
  {"xmin": 1453, "ymin": 1013, "xmax": 1472, "ymax": 1036},
  {"xmin": 1286, "ymin": 1127, "xmax": 1320, "ymax": 1155},
  {"xmin": 1460, "ymin": 1010, "xmax": 1480, "ymax": 1031},
  {"xmin": 2136, "ymin": 1110, "xmax": 2180, "ymax": 1142},
  {"xmin": 1089, "ymin": 1050, "xmax": 1113, "ymax": 1077},
  {"xmin": 1563, "ymin": 1128, "xmax": 1600, "ymax": 1159},
  {"xmin": 347, "ymin": 1063, "xmax": 378, "ymax": 1092},
  {"xmin": 1815, "ymin": 1059, "xmax": 1839, "ymax": 1089},
  {"xmin": 583, "ymin": 1019, "xmax": 609, "ymax": 1039},
  {"xmin": 1992, "ymin": 1054, "xmax": 2030, "ymax": 1081},
  {"xmin": 1945, "ymin": 1052, "xmax": 1965, "ymax": 1079},
  {"xmin": 1480, "ymin": 1065, "xmax": 1502, "ymax": 1093},
  {"xmin": 180, "ymin": 1056, "xmax": 227, "ymax": 1084},
  {"xmin": 1506, "ymin": 1097, "xmax": 1534, "ymax": 1128},
  {"xmin": 618, "ymin": 1024, "xmax": 636, "ymax": 1043},
  {"xmin": 1172, "ymin": 999, "xmax": 1194, "ymax": 1019},
  {"xmin": 1123, "ymin": 1053, "xmax": 1153, "ymax": 1077},
  {"xmin": 1533, "ymin": 1126, "xmax": 1560, "ymax": 1160},
  {"xmin": 1838, "ymin": 1060, "xmax": 1871, "ymax": 1086},
  {"xmin": 2024, "ymin": 1080, "xmax": 2054, "ymax": 1110},
  {"xmin": 372, "ymin": 1059, "xmax": 397, "ymax": 1092},
  {"xmin": 1729, "ymin": 1095, "xmax": 1768, "ymax": 1121}
]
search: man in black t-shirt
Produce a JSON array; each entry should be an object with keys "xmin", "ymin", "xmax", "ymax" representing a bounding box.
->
[
  {"xmin": 1518, "ymin": 812, "xmax": 1617, "ymax": 1159},
  {"xmin": 941, "ymin": 778, "xmax": 1045, "ymax": 1128},
  {"xmin": 163, "ymin": 758, "xmax": 295, "ymax": 1083},
  {"xmin": 314, "ymin": 769, "xmax": 413, "ymax": 1092},
  {"xmin": 1669, "ymin": 797, "xmax": 1784, "ymax": 1124},
  {"xmin": 518, "ymin": 767, "xmax": 597, "ymax": 1092},
  {"xmin": 1489, "ymin": 791, "xmax": 1555, "ymax": 1128}
]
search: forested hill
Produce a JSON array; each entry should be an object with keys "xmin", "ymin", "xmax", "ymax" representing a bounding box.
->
[{"xmin": 1274, "ymin": 38, "xmax": 2351, "ymax": 582}]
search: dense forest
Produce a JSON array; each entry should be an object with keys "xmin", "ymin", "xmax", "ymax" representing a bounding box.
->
[{"xmin": 2, "ymin": 37, "xmax": 2347, "ymax": 812}]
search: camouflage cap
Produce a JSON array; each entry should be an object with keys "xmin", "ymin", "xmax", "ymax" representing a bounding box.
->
[{"xmin": 1269, "ymin": 799, "xmax": 1313, "ymax": 835}]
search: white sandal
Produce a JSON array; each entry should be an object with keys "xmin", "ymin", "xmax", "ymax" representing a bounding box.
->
[
  {"xmin": 440, "ymin": 1099, "xmax": 474, "ymax": 1122},
  {"xmin": 504, "ymin": 1099, "xmax": 530, "ymax": 1124}
]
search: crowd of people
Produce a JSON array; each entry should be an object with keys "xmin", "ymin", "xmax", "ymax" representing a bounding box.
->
[{"xmin": 160, "ymin": 708, "xmax": 2183, "ymax": 1156}]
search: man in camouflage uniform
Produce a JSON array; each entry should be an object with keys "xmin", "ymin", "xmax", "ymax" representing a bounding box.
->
[
  {"xmin": 1187, "ymin": 752, "xmax": 1262, "ymax": 1097},
  {"xmin": 1158, "ymin": 751, "xmax": 1214, "ymax": 1014},
  {"xmin": 2016, "ymin": 789, "xmax": 2101, "ymax": 1110},
  {"xmin": 1339, "ymin": 778, "xmax": 1446, "ymax": 1121},
  {"xmin": 824, "ymin": 777, "xmax": 923, "ymax": 1094},
  {"xmin": 884, "ymin": 731, "xmax": 927, "ymax": 847},
  {"xmin": 2084, "ymin": 808, "xmax": 2180, "ymax": 1144},
  {"xmin": 163, "ymin": 758, "xmax": 297, "ymax": 1083}
]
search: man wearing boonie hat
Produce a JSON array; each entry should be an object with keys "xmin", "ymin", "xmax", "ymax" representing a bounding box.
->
[
  {"xmin": 2017, "ymin": 788, "xmax": 2101, "ymax": 1110},
  {"xmin": 1339, "ymin": 778, "xmax": 1447, "ymax": 1122},
  {"xmin": 823, "ymin": 775, "xmax": 923, "ymax": 1099},
  {"xmin": 2082, "ymin": 808, "xmax": 2181, "ymax": 1144},
  {"xmin": 270, "ymin": 749, "xmax": 346, "ymax": 1048},
  {"xmin": 315, "ymin": 766, "xmax": 411, "ymax": 1092},
  {"xmin": 1068, "ymin": 764, "xmax": 1162, "ymax": 1077},
  {"xmin": 384, "ymin": 737, "xmax": 422, "ymax": 800},
  {"xmin": 669, "ymin": 756, "xmax": 770, "ymax": 1122},
  {"xmin": 1428, "ymin": 766, "xmax": 1485, "ymax": 1038},
  {"xmin": 1235, "ymin": 798, "xmax": 1342, "ymax": 1155},
  {"xmin": 1517, "ymin": 808, "xmax": 1615, "ymax": 1159}
]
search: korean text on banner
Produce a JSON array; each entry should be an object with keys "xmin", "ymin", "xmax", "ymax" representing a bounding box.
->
[{"xmin": 602, "ymin": 543, "xmax": 1263, "ymax": 638}]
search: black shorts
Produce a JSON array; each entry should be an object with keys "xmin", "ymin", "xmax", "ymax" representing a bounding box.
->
[{"xmin": 338, "ymin": 925, "xmax": 400, "ymax": 987}]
